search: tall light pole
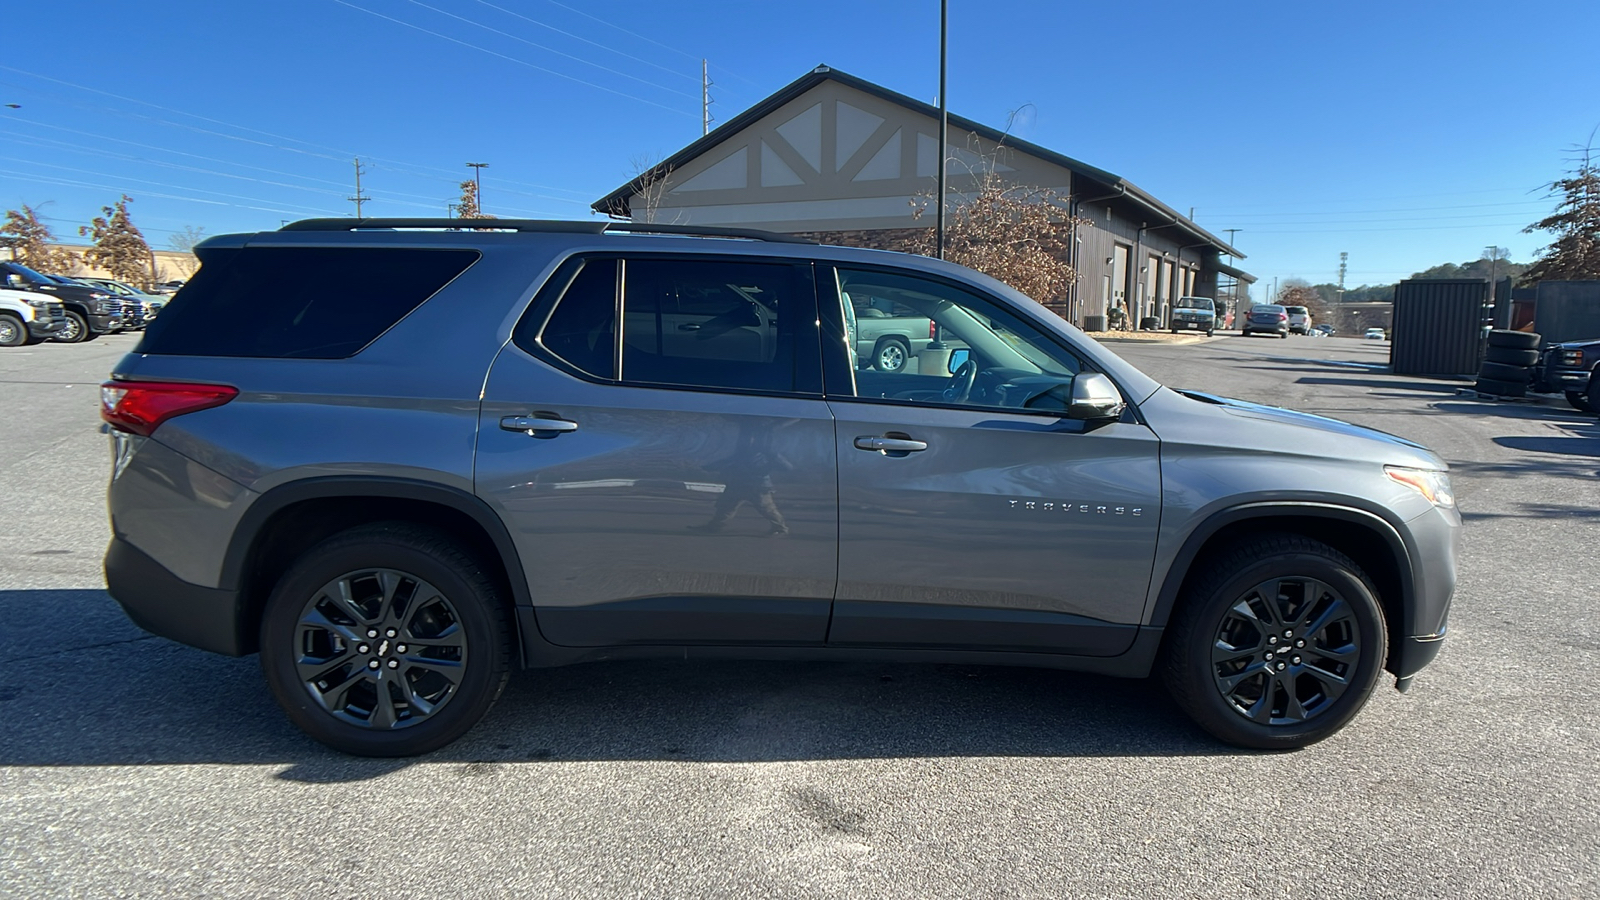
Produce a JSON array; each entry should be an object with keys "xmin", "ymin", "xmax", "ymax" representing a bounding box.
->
[
  {"xmin": 935, "ymin": 0, "xmax": 948, "ymax": 260},
  {"xmin": 466, "ymin": 162, "xmax": 489, "ymax": 214}
]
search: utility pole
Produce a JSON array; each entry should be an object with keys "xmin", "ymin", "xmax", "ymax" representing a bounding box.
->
[
  {"xmin": 466, "ymin": 162, "xmax": 489, "ymax": 214},
  {"xmin": 1222, "ymin": 228, "xmax": 1241, "ymax": 312},
  {"xmin": 935, "ymin": 0, "xmax": 948, "ymax": 259},
  {"xmin": 348, "ymin": 157, "xmax": 370, "ymax": 218},
  {"xmin": 701, "ymin": 59, "xmax": 714, "ymax": 136}
]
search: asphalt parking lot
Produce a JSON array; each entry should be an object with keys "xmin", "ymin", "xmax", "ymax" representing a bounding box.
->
[{"xmin": 1, "ymin": 332, "xmax": 1596, "ymax": 898}]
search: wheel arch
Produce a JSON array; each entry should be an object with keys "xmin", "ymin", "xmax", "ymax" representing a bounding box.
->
[
  {"xmin": 1150, "ymin": 503, "xmax": 1414, "ymax": 674},
  {"xmin": 221, "ymin": 477, "xmax": 532, "ymax": 656}
]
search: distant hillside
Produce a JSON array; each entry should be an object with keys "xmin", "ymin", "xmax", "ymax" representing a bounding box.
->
[{"xmin": 1311, "ymin": 257, "xmax": 1530, "ymax": 306}]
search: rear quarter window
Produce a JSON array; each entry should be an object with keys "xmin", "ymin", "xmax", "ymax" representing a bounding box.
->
[{"xmin": 138, "ymin": 246, "xmax": 479, "ymax": 358}]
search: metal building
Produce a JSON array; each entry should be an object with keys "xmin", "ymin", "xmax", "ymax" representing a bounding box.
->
[{"xmin": 1390, "ymin": 279, "xmax": 1489, "ymax": 376}]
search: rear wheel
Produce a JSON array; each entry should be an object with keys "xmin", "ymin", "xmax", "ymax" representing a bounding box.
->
[
  {"xmin": 260, "ymin": 522, "xmax": 513, "ymax": 756},
  {"xmin": 1161, "ymin": 535, "xmax": 1386, "ymax": 750},
  {"xmin": 873, "ymin": 338, "xmax": 910, "ymax": 374}
]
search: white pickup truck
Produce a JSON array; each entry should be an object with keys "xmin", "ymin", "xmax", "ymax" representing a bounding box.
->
[{"xmin": 0, "ymin": 288, "xmax": 68, "ymax": 347}]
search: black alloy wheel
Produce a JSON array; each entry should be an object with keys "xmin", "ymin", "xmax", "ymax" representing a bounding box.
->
[
  {"xmin": 1162, "ymin": 535, "xmax": 1386, "ymax": 749},
  {"xmin": 260, "ymin": 523, "xmax": 512, "ymax": 756}
]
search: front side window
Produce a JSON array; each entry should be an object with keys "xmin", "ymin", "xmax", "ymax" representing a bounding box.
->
[{"xmin": 829, "ymin": 267, "xmax": 1083, "ymax": 413}]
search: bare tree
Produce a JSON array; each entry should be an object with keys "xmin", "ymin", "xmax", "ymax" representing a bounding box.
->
[
  {"xmin": 909, "ymin": 169, "xmax": 1085, "ymax": 320},
  {"xmin": 167, "ymin": 225, "xmax": 207, "ymax": 278},
  {"xmin": 79, "ymin": 195, "xmax": 154, "ymax": 285},
  {"xmin": 1523, "ymin": 136, "xmax": 1600, "ymax": 283},
  {"xmin": 623, "ymin": 154, "xmax": 676, "ymax": 224}
]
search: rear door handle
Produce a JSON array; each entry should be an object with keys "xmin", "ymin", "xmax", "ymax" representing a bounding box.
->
[
  {"xmin": 853, "ymin": 435, "xmax": 928, "ymax": 453},
  {"xmin": 500, "ymin": 415, "xmax": 579, "ymax": 436}
]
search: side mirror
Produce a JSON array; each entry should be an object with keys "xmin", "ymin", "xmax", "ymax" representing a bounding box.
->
[
  {"xmin": 947, "ymin": 348, "xmax": 971, "ymax": 374},
  {"xmin": 1066, "ymin": 372, "xmax": 1125, "ymax": 422}
]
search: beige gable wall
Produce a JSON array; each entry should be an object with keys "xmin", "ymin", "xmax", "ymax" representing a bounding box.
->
[{"xmin": 634, "ymin": 80, "xmax": 1072, "ymax": 233}]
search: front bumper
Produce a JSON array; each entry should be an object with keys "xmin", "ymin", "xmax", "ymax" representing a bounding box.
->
[
  {"xmin": 27, "ymin": 317, "xmax": 65, "ymax": 338},
  {"xmin": 1391, "ymin": 502, "xmax": 1460, "ymax": 681},
  {"xmin": 89, "ymin": 311, "xmax": 124, "ymax": 334},
  {"xmin": 104, "ymin": 537, "xmax": 250, "ymax": 656}
]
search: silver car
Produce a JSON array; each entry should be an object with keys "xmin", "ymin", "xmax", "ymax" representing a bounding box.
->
[{"xmin": 101, "ymin": 219, "xmax": 1458, "ymax": 756}]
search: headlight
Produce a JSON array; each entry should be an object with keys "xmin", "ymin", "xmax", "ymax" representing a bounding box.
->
[
  {"xmin": 90, "ymin": 291, "xmax": 110, "ymax": 300},
  {"xmin": 26, "ymin": 297, "xmax": 51, "ymax": 310},
  {"xmin": 1385, "ymin": 466, "xmax": 1454, "ymax": 509}
]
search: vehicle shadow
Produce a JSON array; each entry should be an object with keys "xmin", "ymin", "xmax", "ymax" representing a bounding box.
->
[{"xmin": 0, "ymin": 590, "xmax": 1227, "ymax": 779}]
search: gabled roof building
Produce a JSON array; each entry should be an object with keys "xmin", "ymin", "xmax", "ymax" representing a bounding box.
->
[{"xmin": 595, "ymin": 66, "xmax": 1254, "ymax": 330}]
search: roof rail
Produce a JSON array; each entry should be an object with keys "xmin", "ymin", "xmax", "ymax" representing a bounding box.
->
[{"xmin": 278, "ymin": 218, "xmax": 813, "ymax": 244}]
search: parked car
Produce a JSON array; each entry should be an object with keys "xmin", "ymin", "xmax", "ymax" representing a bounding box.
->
[
  {"xmin": 0, "ymin": 261, "xmax": 122, "ymax": 342},
  {"xmin": 1531, "ymin": 336, "xmax": 1600, "ymax": 411},
  {"xmin": 0, "ymin": 287, "xmax": 68, "ymax": 346},
  {"xmin": 1365, "ymin": 328, "xmax": 1386, "ymax": 340},
  {"xmin": 1242, "ymin": 304, "xmax": 1290, "ymax": 338},
  {"xmin": 72, "ymin": 277, "xmax": 167, "ymax": 328},
  {"xmin": 1311, "ymin": 324, "xmax": 1336, "ymax": 336},
  {"xmin": 150, "ymin": 280, "xmax": 186, "ymax": 295},
  {"xmin": 102, "ymin": 218, "xmax": 1458, "ymax": 757},
  {"xmin": 1284, "ymin": 306, "xmax": 1312, "ymax": 335},
  {"xmin": 842, "ymin": 290, "xmax": 936, "ymax": 372},
  {"xmin": 1169, "ymin": 296, "xmax": 1216, "ymax": 335}
]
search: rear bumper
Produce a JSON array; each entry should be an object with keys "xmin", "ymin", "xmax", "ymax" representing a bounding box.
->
[{"xmin": 104, "ymin": 537, "xmax": 249, "ymax": 656}]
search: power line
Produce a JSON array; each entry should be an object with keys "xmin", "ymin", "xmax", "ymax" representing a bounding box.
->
[
  {"xmin": 328, "ymin": 0, "xmax": 697, "ymax": 117},
  {"xmin": 403, "ymin": 0, "xmax": 699, "ymax": 100},
  {"xmin": 544, "ymin": 0, "xmax": 762, "ymax": 89},
  {"xmin": 473, "ymin": 0, "xmax": 700, "ymax": 85}
]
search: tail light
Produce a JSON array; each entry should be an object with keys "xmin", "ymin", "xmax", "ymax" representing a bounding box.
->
[
  {"xmin": 1278, "ymin": 314, "xmax": 1288, "ymax": 322},
  {"xmin": 929, "ymin": 320, "xmax": 938, "ymax": 340},
  {"xmin": 101, "ymin": 380, "xmax": 238, "ymax": 436}
]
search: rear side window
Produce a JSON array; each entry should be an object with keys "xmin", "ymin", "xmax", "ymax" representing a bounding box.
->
[{"xmin": 139, "ymin": 247, "xmax": 479, "ymax": 358}]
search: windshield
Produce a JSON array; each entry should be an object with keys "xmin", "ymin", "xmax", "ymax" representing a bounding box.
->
[
  {"xmin": 1176, "ymin": 298, "xmax": 1212, "ymax": 309},
  {"xmin": 1285, "ymin": 306, "xmax": 1308, "ymax": 315}
]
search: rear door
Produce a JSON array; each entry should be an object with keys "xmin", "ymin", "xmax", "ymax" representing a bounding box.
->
[{"xmin": 476, "ymin": 254, "xmax": 839, "ymax": 647}]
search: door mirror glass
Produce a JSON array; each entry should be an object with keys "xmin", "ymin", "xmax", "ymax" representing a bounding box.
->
[
  {"xmin": 947, "ymin": 348, "xmax": 971, "ymax": 374},
  {"xmin": 1066, "ymin": 372, "xmax": 1125, "ymax": 422}
]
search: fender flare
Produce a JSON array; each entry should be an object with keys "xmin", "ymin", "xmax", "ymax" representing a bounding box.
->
[
  {"xmin": 219, "ymin": 476, "xmax": 532, "ymax": 609},
  {"xmin": 1147, "ymin": 501, "xmax": 1417, "ymax": 636}
]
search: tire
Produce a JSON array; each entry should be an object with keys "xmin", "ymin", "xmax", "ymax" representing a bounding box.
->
[
  {"xmin": 1474, "ymin": 377, "xmax": 1525, "ymax": 398},
  {"xmin": 873, "ymin": 338, "xmax": 910, "ymax": 374},
  {"xmin": 1477, "ymin": 361, "xmax": 1533, "ymax": 383},
  {"xmin": 1588, "ymin": 377, "xmax": 1600, "ymax": 417},
  {"xmin": 52, "ymin": 310, "xmax": 89, "ymax": 343},
  {"xmin": 1484, "ymin": 346, "xmax": 1539, "ymax": 366},
  {"xmin": 1206, "ymin": 329, "xmax": 1215, "ymax": 337},
  {"xmin": 259, "ymin": 522, "xmax": 513, "ymax": 757},
  {"xmin": 1486, "ymin": 329, "xmax": 1540, "ymax": 350},
  {"xmin": 0, "ymin": 314, "xmax": 25, "ymax": 348},
  {"xmin": 1280, "ymin": 332, "xmax": 1288, "ymax": 339},
  {"xmin": 1161, "ymin": 534, "xmax": 1387, "ymax": 750},
  {"xmin": 1566, "ymin": 390, "xmax": 1593, "ymax": 413}
]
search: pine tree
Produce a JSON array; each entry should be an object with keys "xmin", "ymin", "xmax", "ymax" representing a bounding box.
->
[
  {"xmin": 1523, "ymin": 141, "xmax": 1600, "ymax": 283},
  {"xmin": 0, "ymin": 204, "xmax": 78, "ymax": 272},
  {"xmin": 456, "ymin": 180, "xmax": 494, "ymax": 220},
  {"xmin": 80, "ymin": 196, "xmax": 154, "ymax": 284}
]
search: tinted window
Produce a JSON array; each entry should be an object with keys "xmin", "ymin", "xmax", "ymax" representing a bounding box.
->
[
  {"xmin": 139, "ymin": 247, "xmax": 478, "ymax": 358},
  {"xmin": 620, "ymin": 259, "xmax": 810, "ymax": 393},
  {"xmin": 528, "ymin": 259, "xmax": 618, "ymax": 379}
]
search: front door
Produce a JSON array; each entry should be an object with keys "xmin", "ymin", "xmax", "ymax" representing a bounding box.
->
[
  {"xmin": 476, "ymin": 255, "xmax": 837, "ymax": 647},
  {"xmin": 820, "ymin": 266, "xmax": 1162, "ymax": 655}
]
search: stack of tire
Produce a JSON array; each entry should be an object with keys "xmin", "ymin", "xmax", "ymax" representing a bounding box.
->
[{"xmin": 1476, "ymin": 329, "xmax": 1542, "ymax": 398}]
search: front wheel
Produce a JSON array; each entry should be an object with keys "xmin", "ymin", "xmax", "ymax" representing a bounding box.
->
[
  {"xmin": 260, "ymin": 523, "xmax": 513, "ymax": 756},
  {"xmin": 52, "ymin": 311, "xmax": 89, "ymax": 343},
  {"xmin": 1567, "ymin": 389, "xmax": 1593, "ymax": 413},
  {"xmin": 0, "ymin": 314, "xmax": 25, "ymax": 347},
  {"xmin": 1161, "ymin": 535, "xmax": 1387, "ymax": 749}
]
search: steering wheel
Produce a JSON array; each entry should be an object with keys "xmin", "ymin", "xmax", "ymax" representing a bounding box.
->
[{"xmin": 941, "ymin": 359, "xmax": 978, "ymax": 403}]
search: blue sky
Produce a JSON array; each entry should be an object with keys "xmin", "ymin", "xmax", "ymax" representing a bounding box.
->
[{"xmin": 3, "ymin": 0, "xmax": 1596, "ymax": 292}]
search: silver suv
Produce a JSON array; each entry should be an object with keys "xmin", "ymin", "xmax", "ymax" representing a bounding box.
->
[{"xmin": 102, "ymin": 219, "xmax": 1458, "ymax": 756}]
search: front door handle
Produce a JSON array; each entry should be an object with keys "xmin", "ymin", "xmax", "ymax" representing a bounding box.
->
[
  {"xmin": 500, "ymin": 415, "xmax": 579, "ymax": 436},
  {"xmin": 854, "ymin": 435, "xmax": 928, "ymax": 453}
]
